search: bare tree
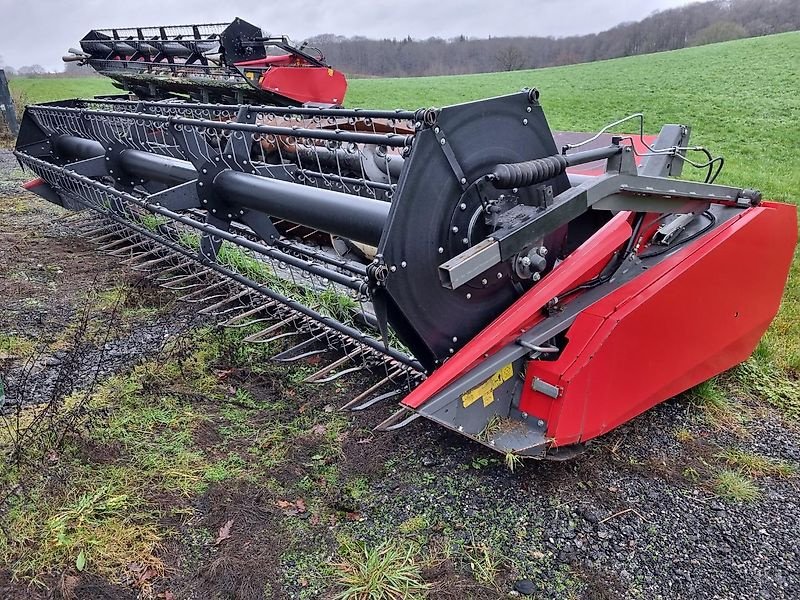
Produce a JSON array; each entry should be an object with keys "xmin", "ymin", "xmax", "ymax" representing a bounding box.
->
[{"xmin": 495, "ymin": 45, "xmax": 526, "ymax": 71}]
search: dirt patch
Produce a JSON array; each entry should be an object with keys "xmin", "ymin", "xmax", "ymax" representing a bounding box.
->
[
  {"xmin": 422, "ymin": 558, "xmax": 500, "ymax": 600},
  {"xmin": 165, "ymin": 482, "xmax": 288, "ymax": 600}
]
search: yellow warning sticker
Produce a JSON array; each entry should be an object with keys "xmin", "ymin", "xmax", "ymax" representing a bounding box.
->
[
  {"xmin": 461, "ymin": 363, "xmax": 514, "ymax": 409},
  {"xmin": 327, "ymin": 67, "xmax": 334, "ymax": 76}
]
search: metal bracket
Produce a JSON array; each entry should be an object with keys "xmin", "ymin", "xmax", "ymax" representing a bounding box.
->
[{"xmin": 433, "ymin": 126, "xmax": 468, "ymax": 190}]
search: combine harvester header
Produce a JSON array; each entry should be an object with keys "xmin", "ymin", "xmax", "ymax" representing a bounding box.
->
[
  {"xmin": 63, "ymin": 17, "xmax": 347, "ymax": 106},
  {"xmin": 13, "ymin": 87, "xmax": 797, "ymax": 458}
]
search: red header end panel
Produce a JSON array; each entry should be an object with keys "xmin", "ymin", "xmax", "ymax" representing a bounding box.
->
[
  {"xmin": 522, "ymin": 202, "xmax": 798, "ymax": 447},
  {"xmin": 259, "ymin": 67, "xmax": 348, "ymax": 106}
]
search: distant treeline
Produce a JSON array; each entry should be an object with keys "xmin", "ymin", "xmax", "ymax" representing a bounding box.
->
[{"xmin": 308, "ymin": 0, "xmax": 799, "ymax": 77}]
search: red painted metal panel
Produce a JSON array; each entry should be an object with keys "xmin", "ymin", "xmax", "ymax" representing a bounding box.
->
[
  {"xmin": 259, "ymin": 66, "xmax": 347, "ymax": 105},
  {"xmin": 402, "ymin": 211, "xmax": 634, "ymax": 409},
  {"xmin": 520, "ymin": 201, "xmax": 798, "ymax": 446}
]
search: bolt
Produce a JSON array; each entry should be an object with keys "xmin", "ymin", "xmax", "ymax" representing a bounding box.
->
[
  {"xmin": 497, "ymin": 272, "xmax": 503, "ymax": 279},
  {"xmin": 451, "ymin": 226, "xmax": 459, "ymax": 233},
  {"xmin": 438, "ymin": 247, "xmax": 444, "ymax": 254},
  {"xmin": 538, "ymin": 246, "xmax": 548, "ymax": 257},
  {"xmin": 466, "ymin": 293, "xmax": 472, "ymax": 299},
  {"xmin": 434, "ymin": 127, "xmax": 440, "ymax": 133},
  {"xmin": 532, "ymin": 273, "xmax": 541, "ymax": 282},
  {"xmin": 460, "ymin": 177, "xmax": 467, "ymax": 185},
  {"xmin": 401, "ymin": 261, "xmax": 407, "ymax": 268},
  {"xmin": 452, "ymin": 337, "xmax": 458, "ymax": 343},
  {"xmin": 537, "ymin": 419, "xmax": 545, "ymax": 427},
  {"xmin": 202, "ymin": 168, "xmax": 208, "ymax": 174},
  {"xmin": 449, "ymin": 348, "xmax": 455, "ymax": 354},
  {"xmin": 202, "ymin": 199, "xmax": 208, "ymax": 204},
  {"xmin": 460, "ymin": 203, "xmax": 467, "ymax": 210},
  {"xmin": 227, "ymin": 213, "xmax": 233, "ymax": 218},
  {"xmin": 526, "ymin": 106, "xmax": 532, "ymax": 113},
  {"xmin": 481, "ymin": 278, "xmax": 488, "ymax": 285},
  {"xmin": 440, "ymin": 138, "xmax": 446, "ymax": 145},
  {"xmin": 211, "ymin": 209, "xmax": 217, "ymax": 213},
  {"xmin": 227, "ymin": 154, "xmax": 232, "ymax": 159},
  {"xmin": 521, "ymin": 412, "xmax": 529, "ymax": 420},
  {"xmin": 523, "ymin": 118, "xmax": 528, "ymax": 125},
  {"xmin": 198, "ymin": 182, "xmax": 204, "ymax": 186},
  {"xmin": 521, "ymin": 256, "xmax": 531, "ymax": 267},
  {"xmin": 513, "ymin": 188, "xmax": 519, "ymax": 194},
  {"xmin": 390, "ymin": 265, "xmax": 397, "ymax": 272}
]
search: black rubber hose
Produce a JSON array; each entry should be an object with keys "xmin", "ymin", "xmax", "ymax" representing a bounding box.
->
[{"xmin": 490, "ymin": 154, "xmax": 569, "ymax": 189}]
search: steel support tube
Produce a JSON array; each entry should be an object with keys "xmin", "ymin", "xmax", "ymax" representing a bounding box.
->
[
  {"xmin": 213, "ymin": 169, "xmax": 390, "ymax": 247},
  {"xmin": 119, "ymin": 148, "xmax": 199, "ymax": 185},
  {"xmin": 51, "ymin": 135, "xmax": 391, "ymax": 246}
]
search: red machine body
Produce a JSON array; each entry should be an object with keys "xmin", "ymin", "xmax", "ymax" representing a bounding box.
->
[
  {"xmin": 235, "ymin": 57, "xmax": 348, "ymax": 106},
  {"xmin": 403, "ymin": 202, "xmax": 797, "ymax": 452}
]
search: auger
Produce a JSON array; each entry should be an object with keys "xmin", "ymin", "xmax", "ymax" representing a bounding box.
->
[{"xmin": 13, "ymin": 88, "xmax": 797, "ymax": 458}]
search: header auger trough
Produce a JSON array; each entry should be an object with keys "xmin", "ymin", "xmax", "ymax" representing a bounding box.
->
[
  {"xmin": 63, "ymin": 18, "xmax": 347, "ymax": 106},
  {"xmin": 14, "ymin": 89, "xmax": 797, "ymax": 458}
]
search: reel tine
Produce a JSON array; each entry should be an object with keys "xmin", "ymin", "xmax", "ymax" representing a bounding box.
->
[
  {"xmin": 374, "ymin": 408, "xmax": 420, "ymax": 432},
  {"xmin": 350, "ymin": 389, "xmax": 403, "ymax": 412},
  {"xmin": 340, "ymin": 367, "xmax": 404, "ymax": 410},
  {"xmin": 313, "ymin": 363, "xmax": 368, "ymax": 384},
  {"xmin": 121, "ymin": 248, "xmax": 162, "ymax": 266},
  {"xmin": 98, "ymin": 237, "xmax": 133, "ymax": 252},
  {"xmin": 177, "ymin": 279, "xmax": 230, "ymax": 302},
  {"xmin": 220, "ymin": 301, "xmax": 277, "ymax": 327},
  {"xmin": 242, "ymin": 316, "xmax": 298, "ymax": 343},
  {"xmin": 134, "ymin": 253, "xmax": 179, "ymax": 271},
  {"xmin": 108, "ymin": 239, "xmax": 150, "ymax": 256},
  {"xmin": 270, "ymin": 332, "xmax": 328, "ymax": 362},
  {"xmin": 303, "ymin": 347, "xmax": 363, "ymax": 383},
  {"xmin": 159, "ymin": 269, "xmax": 211, "ymax": 289},
  {"xmin": 248, "ymin": 330, "xmax": 299, "ymax": 345},
  {"xmin": 198, "ymin": 289, "xmax": 252, "ymax": 315}
]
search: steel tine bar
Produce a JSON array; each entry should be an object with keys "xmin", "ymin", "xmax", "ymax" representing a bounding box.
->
[
  {"xmin": 98, "ymin": 235, "xmax": 137, "ymax": 250},
  {"xmin": 157, "ymin": 264, "xmax": 211, "ymax": 280},
  {"xmin": 182, "ymin": 291, "xmax": 230, "ymax": 305},
  {"xmin": 108, "ymin": 239, "xmax": 151, "ymax": 256},
  {"xmin": 158, "ymin": 269, "xmax": 211, "ymax": 287},
  {"xmin": 314, "ymin": 364, "xmax": 369, "ymax": 384},
  {"xmin": 242, "ymin": 316, "xmax": 299, "ymax": 342},
  {"xmin": 135, "ymin": 253, "xmax": 181, "ymax": 271},
  {"xmin": 79, "ymin": 224, "xmax": 115, "ymax": 237},
  {"xmin": 176, "ymin": 279, "xmax": 229, "ymax": 301},
  {"xmin": 88, "ymin": 231, "xmax": 121, "ymax": 244},
  {"xmin": 198, "ymin": 289, "xmax": 252, "ymax": 315},
  {"xmin": 220, "ymin": 301, "xmax": 277, "ymax": 326},
  {"xmin": 274, "ymin": 348, "xmax": 328, "ymax": 363},
  {"xmin": 270, "ymin": 332, "xmax": 327, "ymax": 361},
  {"xmin": 303, "ymin": 347, "xmax": 363, "ymax": 383},
  {"xmin": 374, "ymin": 408, "xmax": 420, "ymax": 432},
  {"xmin": 350, "ymin": 389, "xmax": 403, "ymax": 412},
  {"xmin": 340, "ymin": 368, "xmax": 403, "ymax": 410},
  {"xmin": 247, "ymin": 330, "xmax": 300, "ymax": 345},
  {"xmin": 121, "ymin": 248, "xmax": 162, "ymax": 265},
  {"xmin": 223, "ymin": 316, "xmax": 274, "ymax": 329}
]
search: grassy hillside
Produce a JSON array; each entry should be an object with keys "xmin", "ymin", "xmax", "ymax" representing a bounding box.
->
[{"xmin": 8, "ymin": 32, "xmax": 799, "ymax": 369}]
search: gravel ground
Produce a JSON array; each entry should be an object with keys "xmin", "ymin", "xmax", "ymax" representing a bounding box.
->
[
  {"xmin": 2, "ymin": 148, "xmax": 798, "ymax": 599},
  {"xmin": 0, "ymin": 149, "xmax": 209, "ymax": 410}
]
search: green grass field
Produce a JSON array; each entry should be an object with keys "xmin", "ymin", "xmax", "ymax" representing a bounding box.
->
[{"xmin": 9, "ymin": 31, "xmax": 799, "ymax": 369}]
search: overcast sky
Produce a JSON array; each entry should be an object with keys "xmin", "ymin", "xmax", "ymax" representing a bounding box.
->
[{"xmin": 0, "ymin": 0, "xmax": 696, "ymax": 71}]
